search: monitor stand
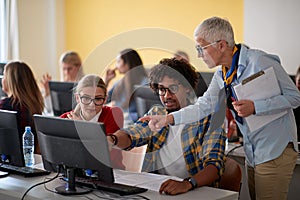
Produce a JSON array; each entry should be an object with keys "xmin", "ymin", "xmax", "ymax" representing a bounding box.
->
[
  {"xmin": 55, "ymin": 168, "xmax": 91, "ymax": 195},
  {"xmin": 0, "ymin": 170, "xmax": 9, "ymax": 178}
]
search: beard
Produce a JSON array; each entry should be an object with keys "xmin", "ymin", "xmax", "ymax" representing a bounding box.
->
[{"xmin": 166, "ymin": 107, "xmax": 180, "ymax": 113}]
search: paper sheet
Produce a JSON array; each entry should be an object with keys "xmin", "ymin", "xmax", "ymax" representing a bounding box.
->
[{"xmin": 114, "ymin": 169, "xmax": 182, "ymax": 192}]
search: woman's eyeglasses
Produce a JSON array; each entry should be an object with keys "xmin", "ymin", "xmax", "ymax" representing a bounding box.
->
[{"xmin": 79, "ymin": 95, "xmax": 105, "ymax": 106}]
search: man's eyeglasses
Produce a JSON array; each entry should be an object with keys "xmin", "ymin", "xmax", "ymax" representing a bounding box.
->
[
  {"xmin": 79, "ymin": 95, "xmax": 105, "ymax": 106},
  {"xmin": 157, "ymin": 84, "xmax": 180, "ymax": 96},
  {"xmin": 195, "ymin": 40, "xmax": 221, "ymax": 56}
]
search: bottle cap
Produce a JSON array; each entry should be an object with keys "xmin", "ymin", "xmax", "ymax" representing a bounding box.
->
[{"xmin": 25, "ymin": 126, "xmax": 31, "ymax": 131}]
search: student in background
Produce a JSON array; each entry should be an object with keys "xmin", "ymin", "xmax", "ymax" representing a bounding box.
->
[
  {"xmin": 60, "ymin": 74, "xmax": 125, "ymax": 169},
  {"xmin": 147, "ymin": 17, "xmax": 300, "ymax": 200},
  {"xmin": 105, "ymin": 48, "xmax": 149, "ymax": 125},
  {"xmin": 40, "ymin": 51, "xmax": 84, "ymax": 114},
  {"xmin": 0, "ymin": 61, "xmax": 44, "ymax": 154},
  {"xmin": 174, "ymin": 50, "xmax": 190, "ymax": 62},
  {"xmin": 107, "ymin": 58, "xmax": 226, "ymax": 195},
  {"xmin": 293, "ymin": 66, "xmax": 300, "ymax": 141},
  {"xmin": 174, "ymin": 50, "xmax": 208, "ymax": 97}
]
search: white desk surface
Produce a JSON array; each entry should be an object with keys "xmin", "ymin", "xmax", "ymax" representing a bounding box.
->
[{"xmin": 0, "ymin": 169, "xmax": 238, "ymax": 200}]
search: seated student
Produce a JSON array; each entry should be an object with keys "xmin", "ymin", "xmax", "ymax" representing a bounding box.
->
[
  {"xmin": 105, "ymin": 48, "xmax": 149, "ymax": 124},
  {"xmin": 0, "ymin": 61, "xmax": 44, "ymax": 154},
  {"xmin": 293, "ymin": 66, "xmax": 300, "ymax": 141},
  {"xmin": 40, "ymin": 51, "xmax": 84, "ymax": 114},
  {"xmin": 107, "ymin": 58, "xmax": 226, "ymax": 195},
  {"xmin": 60, "ymin": 74, "xmax": 125, "ymax": 169},
  {"xmin": 174, "ymin": 50, "xmax": 190, "ymax": 62}
]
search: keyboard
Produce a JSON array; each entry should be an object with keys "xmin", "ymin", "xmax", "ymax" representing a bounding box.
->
[
  {"xmin": 0, "ymin": 163, "xmax": 51, "ymax": 177},
  {"xmin": 75, "ymin": 177, "xmax": 148, "ymax": 196}
]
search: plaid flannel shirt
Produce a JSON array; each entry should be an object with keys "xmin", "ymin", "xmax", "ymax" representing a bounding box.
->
[{"xmin": 124, "ymin": 106, "xmax": 226, "ymax": 186}]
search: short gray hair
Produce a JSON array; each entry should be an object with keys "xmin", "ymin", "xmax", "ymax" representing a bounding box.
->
[{"xmin": 194, "ymin": 16, "xmax": 235, "ymax": 48}]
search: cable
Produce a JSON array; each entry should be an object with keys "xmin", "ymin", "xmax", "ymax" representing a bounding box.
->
[
  {"xmin": 43, "ymin": 174, "xmax": 64, "ymax": 194},
  {"xmin": 21, "ymin": 171, "xmax": 60, "ymax": 200}
]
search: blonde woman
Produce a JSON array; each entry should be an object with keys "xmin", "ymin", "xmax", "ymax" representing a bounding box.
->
[
  {"xmin": 41, "ymin": 51, "xmax": 84, "ymax": 114},
  {"xmin": 60, "ymin": 74, "xmax": 125, "ymax": 169}
]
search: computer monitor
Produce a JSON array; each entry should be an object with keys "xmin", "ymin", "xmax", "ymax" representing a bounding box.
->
[
  {"xmin": 0, "ymin": 109, "xmax": 24, "ymax": 167},
  {"xmin": 33, "ymin": 114, "xmax": 114, "ymax": 195},
  {"xmin": 0, "ymin": 63, "xmax": 7, "ymax": 98},
  {"xmin": 0, "ymin": 63, "xmax": 5, "ymax": 75},
  {"xmin": 49, "ymin": 81, "xmax": 77, "ymax": 116}
]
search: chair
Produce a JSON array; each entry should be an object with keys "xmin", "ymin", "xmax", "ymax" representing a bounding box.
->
[
  {"xmin": 122, "ymin": 145, "xmax": 147, "ymax": 172},
  {"xmin": 199, "ymin": 71, "xmax": 214, "ymax": 86},
  {"xmin": 194, "ymin": 72, "xmax": 208, "ymax": 97},
  {"xmin": 219, "ymin": 157, "xmax": 242, "ymax": 193},
  {"xmin": 130, "ymin": 85, "xmax": 162, "ymax": 118}
]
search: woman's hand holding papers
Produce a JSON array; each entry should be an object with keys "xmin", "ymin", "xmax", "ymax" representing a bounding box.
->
[{"xmin": 232, "ymin": 99, "xmax": 255, "ymax": 117}]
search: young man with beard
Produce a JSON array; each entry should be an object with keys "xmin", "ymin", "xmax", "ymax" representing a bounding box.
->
[{"xmin": 107, "ymin": 58, "xmax": 226, "ymax": 195}]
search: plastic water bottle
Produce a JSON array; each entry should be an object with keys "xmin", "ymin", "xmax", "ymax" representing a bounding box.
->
[{"xmin": 22, "ymin": 126, "xmax": 35, "ymax": 167}]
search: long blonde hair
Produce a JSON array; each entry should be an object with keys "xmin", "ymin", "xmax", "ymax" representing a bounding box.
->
[{"xmin": 4, "ymin": 61, "xmax": 44, "ymax": 114}]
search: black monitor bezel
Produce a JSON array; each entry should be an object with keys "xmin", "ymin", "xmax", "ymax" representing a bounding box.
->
[
  {"xmin": 33, "ymin": 114, "xmax": 114, "ymax": 183},
  {"xmin": 0, "ymin": 109, "xmax": 25, "ymax": 167},
  {"xmin": 48, "ymin": 81, "xmax": 77, "ymax": 116}
]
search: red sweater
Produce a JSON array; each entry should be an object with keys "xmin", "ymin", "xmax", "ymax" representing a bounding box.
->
[{"xmin": 60, "ymin": 106, "xmax": 125, "ymax": 169}]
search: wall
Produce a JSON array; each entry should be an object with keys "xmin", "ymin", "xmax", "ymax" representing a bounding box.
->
[
  {"xmin": 244, "ymin": 0, "xmax": 300, "ymax": 74},
  {"xmin": 64, "ymin": 0, "xmax": 243, "ymax": 77},
  {"xmin": 17, "ymin": 0, "xmax": 65, "ymax": 80},
  {"xmin": 18, "ymin": 1, "xmax": 300, "ymax": 79},
  {"xmin": 17, "ymin": 0, "xmax": 243, "ymax": 80}
]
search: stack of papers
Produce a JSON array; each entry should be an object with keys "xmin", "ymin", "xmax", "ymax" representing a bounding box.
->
[{"xmin": 114, "ymin": 169, "xmax": 182, "ymax": 192}]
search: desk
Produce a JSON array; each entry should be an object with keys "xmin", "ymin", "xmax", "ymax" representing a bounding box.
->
[
  {"xmin": 227, "ymin": 143, "xmax": 300, "ymax": 200},
  {"xmin": 0, "ymin": 163, "xmax": 238, "ymax": 200}
]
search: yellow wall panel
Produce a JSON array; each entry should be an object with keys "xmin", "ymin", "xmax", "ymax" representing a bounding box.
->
[{"xmin": 65, "ymin": 0, "xmax": 243, "ymax": 75}]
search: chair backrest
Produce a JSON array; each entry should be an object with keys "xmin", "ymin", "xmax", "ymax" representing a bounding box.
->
[
  {"xmin": 199, "ymin": 71, "xmax": 214, "ymax": 86},
  {"xmin": 131, "ymin": 85, "xmax": 162, "ymax": 118},
  {"xmin": 194, "ymin": 72, "xmax": 208, "ymax": 97},
  {"xmin": 219, "ymin": 157, "xmax": 242, "ymax": 193}
]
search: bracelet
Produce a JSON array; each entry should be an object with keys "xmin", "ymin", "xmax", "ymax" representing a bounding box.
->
[{"xmin": 110, "ymin": 135, "xmax": 118, "ymax": 146}]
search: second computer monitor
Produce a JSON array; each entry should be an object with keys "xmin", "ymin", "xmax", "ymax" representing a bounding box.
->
[{"xmin": 49, "ymin": 81, "xmax": 77, "ymax": 116}]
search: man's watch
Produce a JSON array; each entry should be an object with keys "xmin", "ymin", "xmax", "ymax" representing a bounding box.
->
[{"xmin": 184, "ymin": 177, "xmax": 198, "ymax": 190}]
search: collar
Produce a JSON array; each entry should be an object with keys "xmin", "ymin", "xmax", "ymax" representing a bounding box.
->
[{"xmin": 80, "ymin": 109, "xmax": 102, "ymax": 122}]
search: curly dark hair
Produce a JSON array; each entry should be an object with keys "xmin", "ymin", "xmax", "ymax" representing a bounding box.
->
[{"xmin": 149, "ymin": 58, "xmax": 199, "ymax": 93}]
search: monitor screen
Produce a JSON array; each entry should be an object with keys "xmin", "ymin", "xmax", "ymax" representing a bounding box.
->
[
  {"xmin": 49, "ymin": 81, "xmax": 77, "ymax": 116},
  {"xmin": 0, "ymin": 63, "xmax": 7, "ymax": 98},
  {"xmin": 33, "ymin": 114, "xmax": 114, "ymax": 194},
  {"xmin": 0, "ymin": 109, "xmax": 24, "ymax": 167},
  {"xmin": 0, "ymin": 63, "xmax": 5, "ymax": 75}
]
